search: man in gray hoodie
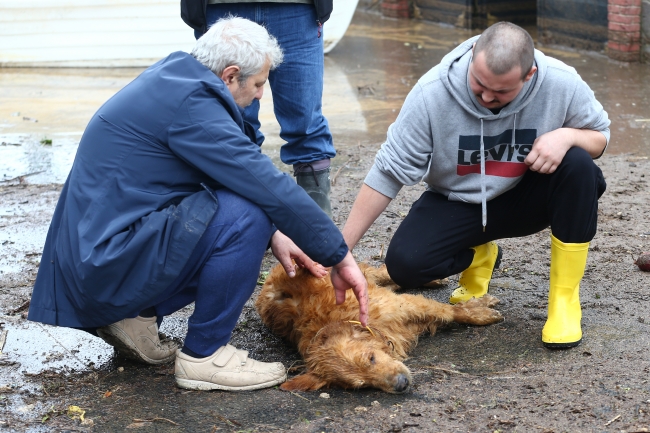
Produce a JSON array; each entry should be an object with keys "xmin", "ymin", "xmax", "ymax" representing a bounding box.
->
[{"xmin": 342, "ymin": 22, "xmax": 609, "ymax": 349}]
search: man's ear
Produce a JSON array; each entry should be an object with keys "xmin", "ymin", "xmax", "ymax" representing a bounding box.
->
[
  {"xmin": 524, "ymin": 65, "xmax": 537, "ymax": 82},
  {"xmin": 220, "ymin": 65, "xmax": 240, "ymax": 85},
  {"xmin": 280, "ymin": 372, "xmax": 329, "ymax": 392}
]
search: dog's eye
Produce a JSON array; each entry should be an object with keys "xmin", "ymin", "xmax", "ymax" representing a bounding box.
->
[{"xmin": 369, "ymin": 354, "xmax": 376, "ymax": 364}]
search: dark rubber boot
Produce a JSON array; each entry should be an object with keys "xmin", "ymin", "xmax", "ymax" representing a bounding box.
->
[{"xmin": 295, "ymin": 167, "xmax": 332, "ymax": 218}]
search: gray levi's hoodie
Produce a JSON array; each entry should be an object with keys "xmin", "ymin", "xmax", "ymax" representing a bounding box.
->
[{"xmin": 364, "ymin": 35, "xmax": 610, "ymax": 229}]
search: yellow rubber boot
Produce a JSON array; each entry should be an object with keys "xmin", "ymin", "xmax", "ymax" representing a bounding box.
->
[
  {"xmin": 449, "ymin": 241, "xmax": 502, "ymax": 304},
  {"xmin": 541, "ymin": 234, "xmax": 589, "ymax": 349}
]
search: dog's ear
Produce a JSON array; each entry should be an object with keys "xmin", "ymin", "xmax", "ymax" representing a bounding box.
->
[{"xmin": 280, "ymin": 373, "xmax": 328, "ymax": 392}]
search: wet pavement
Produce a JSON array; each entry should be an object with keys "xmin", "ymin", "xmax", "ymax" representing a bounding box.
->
[
  {"xmin": 0, "ymin": 7, "xmax": 650, "ymax": 432},
  {"xmin": 3, "ymin": 11, "xmax": 649, "ymax": 185}
]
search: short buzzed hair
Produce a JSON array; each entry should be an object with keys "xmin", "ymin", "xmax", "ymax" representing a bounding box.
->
[{"xmin": 473, "ymin": 22, "xmax": 535, "ymax": 80}]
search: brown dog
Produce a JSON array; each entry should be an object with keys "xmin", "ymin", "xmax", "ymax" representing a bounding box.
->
[{"xmin": 255, "ymin": 263, "xmax": 503, "ymax": 393}]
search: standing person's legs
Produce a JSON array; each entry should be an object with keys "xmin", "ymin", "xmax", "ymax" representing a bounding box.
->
[
  {"xmin": 199, "ymin": 4, "xmax": 335, "ymax": 217},
  {"xmin": 265, "ymin": 3, "xmax": 335, "ymax": 216}
]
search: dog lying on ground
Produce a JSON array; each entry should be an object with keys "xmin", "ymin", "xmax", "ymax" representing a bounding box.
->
[{"xmin": 255, "ymin": 263, "xmax": 503, "ymax": 393}]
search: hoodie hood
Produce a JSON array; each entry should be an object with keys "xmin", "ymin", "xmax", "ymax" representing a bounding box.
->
[{"xmin": 440, "ymin": 35, "xmax": 548, "ymax": 121}]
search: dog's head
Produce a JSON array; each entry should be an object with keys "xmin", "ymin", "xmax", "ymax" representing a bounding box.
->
[{"xmin": 280, "ymin": 321, "xmax": 412, "ymax": 394}]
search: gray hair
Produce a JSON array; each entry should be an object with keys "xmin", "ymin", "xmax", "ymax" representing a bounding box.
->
[
  {"xmin": 191, "ymin": 16, "xmax": 284, "ymax": 84},
  {"xmin": 473, "ymin": 22, "xmax": 535, "ymax": 80}
]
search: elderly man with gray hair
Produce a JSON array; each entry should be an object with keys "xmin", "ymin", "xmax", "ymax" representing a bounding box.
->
[{"xmin": 28, "ymin": 17, "xmax": 369, "ymax": 391}]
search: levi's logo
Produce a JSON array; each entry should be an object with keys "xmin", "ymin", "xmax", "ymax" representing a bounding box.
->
[{"xmin": 456, "ymin": 129, "xmax": 536, "ymax": 177}]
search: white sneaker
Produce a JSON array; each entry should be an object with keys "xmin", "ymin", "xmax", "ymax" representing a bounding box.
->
[
  {"xmin": 175, "ymin": 344, "xmax": 286, "ymax": 391},
  {"xmin": 97, "ymin": 316, "xmax": 178, "ymax": 364}
]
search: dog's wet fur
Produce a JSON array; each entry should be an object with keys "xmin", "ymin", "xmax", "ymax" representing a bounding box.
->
[{"xmin": 256, "ymin": 263, "xmax": 503, "ymax": 393}]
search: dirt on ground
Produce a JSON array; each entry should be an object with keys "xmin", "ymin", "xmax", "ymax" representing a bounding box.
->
[{"xmin": 0, "ymin": 144, "xmax": 649, "ymax": 432}]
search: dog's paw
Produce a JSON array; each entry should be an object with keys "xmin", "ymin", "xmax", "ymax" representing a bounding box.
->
[
  {"xmin": 461, "ymin": 294, "xmax": 500, "ymax": 308},
  {"xmin": 485, "ymin": 308, "xmax": 504, "ymax": 324},
  {"xmin": 463, "ymin": 307, "xmax": 504, "ymax": 325},
  {"xmin": 480, "ymin": 294, "xmax": 500, "ymax": 307}
]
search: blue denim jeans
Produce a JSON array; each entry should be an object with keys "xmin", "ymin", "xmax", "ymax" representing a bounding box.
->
[
  {"xmin": 198, "ymin": 2, "xmax": 336, "ymax": 166},
  {"xmin": 152, "ymin": 189, "xmax": 273, "ymax": 357}
]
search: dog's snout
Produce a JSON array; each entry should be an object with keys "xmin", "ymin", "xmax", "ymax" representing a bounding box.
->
[{"xmin": 394, "ymin": 373, "xmax": 410, "ymax": 393}]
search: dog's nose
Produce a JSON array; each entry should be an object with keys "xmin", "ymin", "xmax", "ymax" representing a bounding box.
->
[{"xmin": 394, "ymin": 374, "xmax": 410, "ymax": 393}]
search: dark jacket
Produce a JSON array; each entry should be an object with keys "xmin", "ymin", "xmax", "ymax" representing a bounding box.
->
[
  {"xmin": 28, "ymin": 52, "xmax": 346, "ymax": 328},
  {"xmin": 181, "ymin": 0, "xmax": 333, "ymax": 34}
]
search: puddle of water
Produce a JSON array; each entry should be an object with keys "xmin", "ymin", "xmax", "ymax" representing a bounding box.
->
[
  {"xmin": 0, "ymin": 184, "xmax": 59, "ymax": 274},
  {"xmin": 1, "ymin": 317, "xmax": 114, "ymax": 375},
  {"xmin": 0, "ymin": 134, "xmax": 79, "ymax": 184},
  {"xmin": 0, "ymin": 315, "xmax": 188, "ymax": 378}
]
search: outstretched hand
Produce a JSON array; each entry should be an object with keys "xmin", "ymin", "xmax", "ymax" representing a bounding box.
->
[
  {"xmin": 330, "ymin": 252, "xmax": 369, "ymax": 326},
  {"xmin": 270, "ymin": 230, "xmax": 327, "ymax": 279}
]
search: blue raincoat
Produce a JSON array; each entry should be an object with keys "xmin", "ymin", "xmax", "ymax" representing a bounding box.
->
[{"xmin": 28, "ymin": 52, "xmax": 346, "ymax": 328}]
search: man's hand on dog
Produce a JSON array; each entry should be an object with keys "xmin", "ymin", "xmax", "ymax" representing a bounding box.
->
[
  {"xmin": 270, "ymin": 230, "xmax": 327, "ymax": 279},
  {"xmin": 270, "ymin": 231, "xmax": 369, "ymax": 326},
  {"xmin": 331, "ymin": 252, "xmax": 369, "ymax": 327}
]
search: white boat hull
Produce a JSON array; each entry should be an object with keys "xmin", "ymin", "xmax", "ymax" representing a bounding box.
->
[
  {"xmin": 0, "ymin": 0, "xmax": 195, "ymax": 67},
  {"xmin": 0, "ymin": 0, "xmax": 358, "ymax": 67},
  {"xmin": 323, "ymin": 0, "xmax": 360, "ymax": 54}
]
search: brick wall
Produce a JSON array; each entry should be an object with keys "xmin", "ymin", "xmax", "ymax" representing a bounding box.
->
[
  {"xmin": 381, "ymin": 0, "xmax": 412, "ymax": 18},
  {"xmin": 641, "ymin": 0, "xmax": 650, "ymax": 63},
  {"xmin": 608, "ymin": 0, "xmax": 642, "ymax": 61}
]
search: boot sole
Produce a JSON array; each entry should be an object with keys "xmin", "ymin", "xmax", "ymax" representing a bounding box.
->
[
  {"xmin": 542, "ymin": 338, "xmax": 582, "ymax": 349},
  {"xmin": 175, "ymin": 375, "xmax": 287, "ymax": 392},
  {"xmin": 97, "ymin": 326, "xmax": 176, "ymax": 365}
]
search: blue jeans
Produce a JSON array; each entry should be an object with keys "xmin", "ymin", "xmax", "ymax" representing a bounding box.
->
[
  {"xmin": 198, "ymin": 2, "xmax": 335, "ymax": 166},
  {"xmin": 152, "ymin": 189, "xmax": 273, "ymax": 357}
]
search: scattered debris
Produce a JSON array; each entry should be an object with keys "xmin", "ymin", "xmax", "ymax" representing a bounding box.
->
[
  {"xmin": 8, "ymin": 300, "xmax": 30, "ymax": 315},
  {"xmin": 0, "ymin": 171, "xmax": 45, "ymax": 184},
  {"xmin": 132, "ymin": 417, "xmax": 179, "ymax": 426},
  {"xmin": 67, "ymin": 405, "xmax": 85, "ymax": 422},
  {"xmin": 604, "ymin": 414, "xmax": 620, "ymax": 426},
  {"xmin": 357, "ymin": 84, "xmax": 376, "ymax": 96},
  {"xmin": 634, "ymin": 252, "xmax": 650, "ymax": 271},
  {"xmin": 214, "ymin": 414, "xmax": 241, "ymax": 427}
]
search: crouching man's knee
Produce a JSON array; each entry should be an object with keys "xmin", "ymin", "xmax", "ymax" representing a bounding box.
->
[{"xmin": 384, "ymin": 248, "xmax": 428, "ymax": 289}]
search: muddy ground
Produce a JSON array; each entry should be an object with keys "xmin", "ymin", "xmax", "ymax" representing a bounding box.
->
[{"xmin": 0, "ymin": 150, "xmax": 649, "ymax": 433}]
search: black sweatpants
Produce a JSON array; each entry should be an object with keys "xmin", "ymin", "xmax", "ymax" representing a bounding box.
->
[{"xmin": 384, "ymin": 147, "xmax": 607, "ymax": 288}]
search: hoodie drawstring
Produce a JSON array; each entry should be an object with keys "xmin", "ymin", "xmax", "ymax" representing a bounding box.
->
[
  {"xmin": 479, "ymin": 113, "xmax": 517, "ymax": 232},
  {"xmin": 479, "ymin": 119, "xmax": 487, "ymax": 232}
]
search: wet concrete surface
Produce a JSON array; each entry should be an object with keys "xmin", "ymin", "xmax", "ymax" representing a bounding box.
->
[{"xmin": 1, "ymin": 7, "xmax": 650, "ymax": 432}]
